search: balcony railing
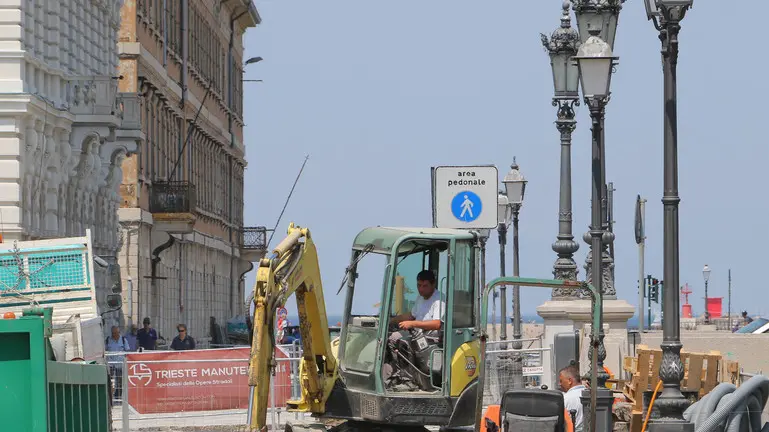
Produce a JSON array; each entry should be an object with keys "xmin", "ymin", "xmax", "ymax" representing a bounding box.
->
[
  {"xmin": 115, "ymin": 92, "xmax": 141, "ymax": 129},
  {"xmin": 240, "ymin": 226, "xmax": 270, "ymax": 250},
  {"xmin": 66, "ymin": 76, "xmax": 118, "ymax": 116},
  {"xmin": 150, "ymin": 181, "xmax": 197, "ymax": 214}
]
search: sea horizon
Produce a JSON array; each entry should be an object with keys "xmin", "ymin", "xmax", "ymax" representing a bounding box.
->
[{"xmin": 282, "ymin": 313, "xmax": 651, "ymax": 331}]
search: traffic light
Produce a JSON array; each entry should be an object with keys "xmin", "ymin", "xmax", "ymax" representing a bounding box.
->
[{"xmin": 649, "ymin": 278, "xmax": 661, "ymax": 303}]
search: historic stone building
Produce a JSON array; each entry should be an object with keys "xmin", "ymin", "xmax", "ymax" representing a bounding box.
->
[
  {"xmin": 0, "ymin": 0, "xmax": 142, "ymax": 308},
  {"xmin": 116, "ymin": 0, "xmax": 266, "ymax": 346}
]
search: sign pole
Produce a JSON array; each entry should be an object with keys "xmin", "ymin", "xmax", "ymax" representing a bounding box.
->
[{"xmin": 635, "ymin": 196, "xmax": 646, "ymax": 331}]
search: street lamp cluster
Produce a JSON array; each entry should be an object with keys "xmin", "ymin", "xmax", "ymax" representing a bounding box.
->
[
  {"xmin": 498, "ymin": 160, "xmax": 527, "ymax": 347},
  {"xmin": 496, "ymin": 160, "xmax": 527, "ymax": 390},
  {"xmin": 541, "ymin": 5, "xmax": 619, "ymax": 429},
  {"xmin": 536, "ymin": 0, "xmax": 694, "ymax": 430}
]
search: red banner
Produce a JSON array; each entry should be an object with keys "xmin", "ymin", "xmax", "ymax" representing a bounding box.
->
[{"xmin": 126, "ymin": 347, "xmax": 293, "ymax": 414}]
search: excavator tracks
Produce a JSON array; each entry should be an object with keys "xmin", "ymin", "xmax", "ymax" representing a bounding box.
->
[{"xmin": 284, "ymin": 419, "xmax": 432, "ymax": 432}]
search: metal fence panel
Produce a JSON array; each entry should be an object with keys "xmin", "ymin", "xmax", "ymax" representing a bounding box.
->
[
  {"xmin": 107, "ymin": 340, "xmax": 548, "ymax": 430},
  {"xmin": 109, "ymin": 347, "xmax": 309, "ymax": 431}
]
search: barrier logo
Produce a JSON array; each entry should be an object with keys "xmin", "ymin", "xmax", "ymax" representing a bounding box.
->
[
  {"xmin": 128, "ymin": 363, "xmax": 153, "ymax": 386},
  {"xmin": 464, "ymin": 356, "xmax": 477, "ymax": 377}
]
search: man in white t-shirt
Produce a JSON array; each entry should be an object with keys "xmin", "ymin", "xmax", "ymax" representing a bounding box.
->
[
  {"xmin": 383, "ymin": 270, "xmax": 445, "ymax": 386},
  {"xmin": 559, "ymin": 364, "xmax": 585, "ymax": 432},
  {"xmin": 390, "ymin": 270, "xmax": 445, "ymax": 336}
]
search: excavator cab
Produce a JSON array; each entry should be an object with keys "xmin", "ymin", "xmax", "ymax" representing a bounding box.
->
[{"xmin": 324, "ymin": 227, "xmax": 482, "ymax": 427}]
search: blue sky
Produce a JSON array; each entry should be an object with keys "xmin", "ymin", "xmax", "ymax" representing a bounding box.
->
[{"xmin": 240, "ymin": 1, "xmax": 769, "ymax": 318}]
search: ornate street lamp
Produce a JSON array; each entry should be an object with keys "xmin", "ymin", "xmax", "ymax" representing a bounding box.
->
[
  {"xmin": 502, "ymin": 159, "xmax": 527, "ymax": 207},
  {"xmin": 498, "ymin": 193, "xmax": 513, "ymax": 227},
  {"xmin": 702, "ymin": 264, "xmax": 711, "ymax": 323},
  {"xmin": 574, "ymin": 32, "xmax": 615, "ymax": 101},
  {"xmin": 496, "ymin": 192, "xmax": 513, "ymax": 342},
  {"xmin": 573, "ymin": 0, "xmax": 623, "ymax": 302},
  {"xmin": 502, "ymin": 160, "xmax": 526, "ymax": 347},
  {"xmin": 501, "ymin": 160, "xmax": 526, "ymax": 389},
  {"xmin": 541, "ymin": 1, "xmax": 581, "ymax": 298},
  {"xmin": 572, "ymin": 0, "xmax": 624, "ymax": 49},
  {"xmin": 644, "ymin": 1, "xmax": 695, "ymax": 429},
  {"xmin": 573, "ymin": 30, "xmax": 617, "ymax": 432}
]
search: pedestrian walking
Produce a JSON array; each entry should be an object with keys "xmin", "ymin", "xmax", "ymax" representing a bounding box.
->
[
  {"xmin": 136, "ymin": 317, "xmax": 158, "ymax": 351},
  {"xmin": 105, "ymin": 326, "xmax": 130, "ymax": 399},
  {"xmin": 124, "ymin": 324, "xmax": 138, "ymax": 351}
]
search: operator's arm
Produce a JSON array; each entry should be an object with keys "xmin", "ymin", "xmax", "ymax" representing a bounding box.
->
[
  {"xmin": 400, "ymin": 319, "xmax": 441, "ymax": 331},
  {"xmin": 398, "ymin": 296, "xmax": 444, "ymax": 330},
  {"xmin": 390, "ymin": 299, "xmax": 420, "ymax": 324},
  {"xmin": 390, "ymin": 312, "xmax": 415, "ymax": 324}
]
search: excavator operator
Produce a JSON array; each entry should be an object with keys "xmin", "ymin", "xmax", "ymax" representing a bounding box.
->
[
  {"xmin": 389, "ymin": 270, "xmax": 445, "ymax": 335},
  {"xmin": 384, "ymin": 270, "xmax": 446, "ymax": 390}
]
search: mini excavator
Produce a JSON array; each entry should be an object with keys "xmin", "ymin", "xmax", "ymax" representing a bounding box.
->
[{"xmin": 245, "ymin": 223, "xmax": 592, "ymax": 432}]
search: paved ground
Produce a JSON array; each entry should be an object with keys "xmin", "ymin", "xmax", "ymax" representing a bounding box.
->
[{"xmin": 111, "ymin": 406, "xmax": 306, "ymax": 431}]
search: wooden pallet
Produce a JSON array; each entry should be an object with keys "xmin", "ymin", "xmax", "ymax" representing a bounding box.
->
[
  {"xmin": 623, "ymin": 345, "xmax": 724, "ymax": 407},
  {"xmin": 622, "ymin": 345, "xmax": 737, "ymax": 431}
]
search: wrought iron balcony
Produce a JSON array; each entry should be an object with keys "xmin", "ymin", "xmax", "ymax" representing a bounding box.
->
[
  {"xmin": 150, "ymin": 181, "xmax": 197, "ymax": 234},
  {"xmin": 241, "ymin": 226, "xmax": 270, "ymax": 250},
  {"xmin": 239, "ymin": 226, "xmax": 271, "ymax": 261},
  {"xmin": 150, "ymin": 181, "xmax": 197, "ymax": 214}
]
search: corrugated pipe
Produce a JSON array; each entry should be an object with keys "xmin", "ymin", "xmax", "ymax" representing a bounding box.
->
[{"xmin": 685, "ymin": 375, "xmax": 769, "ymax": 432}]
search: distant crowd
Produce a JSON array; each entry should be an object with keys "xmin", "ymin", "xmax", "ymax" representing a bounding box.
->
[
  {"xmin": 105, "ymin": 317, "xmax": 197, "ymax": 352},
  {"xmin": 104, "ymin": 317, "xmax": 197, "ymax": 400}
]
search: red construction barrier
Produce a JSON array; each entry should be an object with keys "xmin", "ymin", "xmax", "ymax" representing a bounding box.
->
[
  {"xmin": 706, "ymin": 297, "xmax": 723, "ymax": 318},
  {"xmin": 126, "ymin": 346, "xmax": 292, "ymax": 414}
]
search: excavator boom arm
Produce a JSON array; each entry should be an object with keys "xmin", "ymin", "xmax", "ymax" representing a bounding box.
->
[{"xmin": 246, "ymin": 224, "xmax": 337, "ymax": 431}]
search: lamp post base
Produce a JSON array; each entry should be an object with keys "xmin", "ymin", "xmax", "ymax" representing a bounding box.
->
[{"xmin": 580, "ymin": 387, "xmax": 613, "ymax": 432}]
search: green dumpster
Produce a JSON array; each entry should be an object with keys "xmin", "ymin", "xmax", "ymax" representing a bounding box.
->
[{"xmin": 0, "ymin": 307, "xmax": 111, "ymax": 432}]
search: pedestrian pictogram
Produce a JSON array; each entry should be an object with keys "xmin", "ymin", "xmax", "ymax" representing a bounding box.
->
[{"xmin": 451, "ymin": 191, "xmax": 482, "ymax": 222}]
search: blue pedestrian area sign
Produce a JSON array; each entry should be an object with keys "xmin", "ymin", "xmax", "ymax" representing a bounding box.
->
[
  {"xmin": 451, "ymin": 191, "xmax": 482, "ymax": 222},
  {"xmin": 431, "ymin": 165, "xmax": 498, "ymax": 229}
]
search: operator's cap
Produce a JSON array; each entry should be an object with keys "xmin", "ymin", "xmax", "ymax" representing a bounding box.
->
[{"xmin": 143, "ymin": 317, "xmax": 151, "ymax": 324}]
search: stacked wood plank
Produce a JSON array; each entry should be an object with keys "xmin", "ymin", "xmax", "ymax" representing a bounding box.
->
[{"xmin": 620, "ymin": 345, "xmax": 739, "ymax": 432}]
